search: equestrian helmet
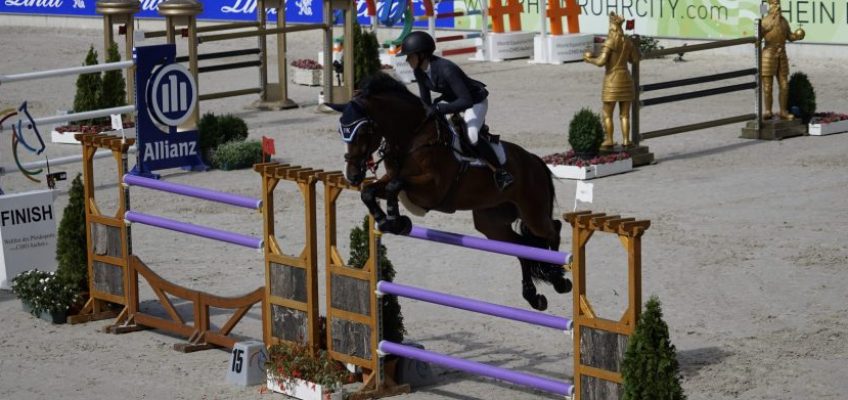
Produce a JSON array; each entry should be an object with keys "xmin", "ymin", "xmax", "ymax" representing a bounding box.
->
[{"xmin": 397, "ymin": 31, "xmax": 436, "ymax": 57}]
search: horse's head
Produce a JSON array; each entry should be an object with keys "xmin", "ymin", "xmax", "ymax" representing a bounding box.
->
[
  {"xmin": 326, "ymin": 99, "xmax": 382, "ymax": 186},
  {"xmin": 327, "ymin": 73, "xmax": 428, "ymax": 186}
]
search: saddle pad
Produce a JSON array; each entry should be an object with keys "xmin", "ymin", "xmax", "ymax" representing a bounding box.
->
[{"xmin": 449, "ymin": 125, "xmax": 506, "ymax": 166}]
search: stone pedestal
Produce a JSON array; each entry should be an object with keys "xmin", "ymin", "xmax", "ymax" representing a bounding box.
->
[
  {"xmin": 740, "ymin": 119, "xmax": 806, "ymax": 140},
  {"xmin": 603, "ymin": 145, "xmax": 654, "ymax": 167}
]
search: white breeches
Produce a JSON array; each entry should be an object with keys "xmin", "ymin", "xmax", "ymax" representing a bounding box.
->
[{"xmin": 464, "ymin": 99, "xmax": 488, "ymax": 144}]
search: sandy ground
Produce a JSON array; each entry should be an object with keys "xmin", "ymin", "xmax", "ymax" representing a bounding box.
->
[{"xmin": 1, "ymin": 25, "xmax": 848, "ymax": 400}]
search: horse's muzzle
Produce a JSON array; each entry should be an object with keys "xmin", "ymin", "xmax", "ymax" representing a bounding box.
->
[{"xmin": 344, "ymin": 159, "xmax": 366, "ymax": 186}]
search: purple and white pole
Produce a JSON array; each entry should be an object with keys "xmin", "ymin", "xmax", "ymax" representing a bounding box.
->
[
  {"xmin": 125, "ymin": 211, "xmax": 263, "ymax": 249},
  {"xmin": 379, "ymin": 341, "xmax": 574, "ymax": 396},
  {"xmin": 123, "ymin": 174, "xmax": 262, "ymax": 210},
  {"xmin": 405, "ymin": 225, "xmax": 571, "ymax": 266},
  {"xmin": 377, "ymin": 281, "xmax": 572, "ymax": 331}
]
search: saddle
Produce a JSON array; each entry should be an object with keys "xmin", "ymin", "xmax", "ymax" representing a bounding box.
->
[{"xmin": 441, "ymin": 114, "xmax": 506, "ymax": 166}]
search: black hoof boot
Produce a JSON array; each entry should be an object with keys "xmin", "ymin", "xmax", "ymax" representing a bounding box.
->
[
  {"xmin": 553, "ymin": 276, "xmax": 572, "ymax": 294},
  {"xmin": 523, "ymin": 281, "xmax": 548, "ymax": 311},
  {"xmin": 396, "ymin": 216, "xmax": 413, "ymax": 235}
]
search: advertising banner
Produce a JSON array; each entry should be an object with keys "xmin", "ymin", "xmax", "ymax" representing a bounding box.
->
[
  {"xmin": 0, "ymin": 189, "xmax": 58, "ymax": 290},
  {"xmin": 1, "ymin": 1, "xmax": 845, "ymax": 43}
]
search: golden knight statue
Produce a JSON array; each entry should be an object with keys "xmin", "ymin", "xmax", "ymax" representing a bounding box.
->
[
  {"xmin": 583, "ymin": 12, "xmax": 639, "ymax": 148},
  {"xmin": 761, "ymin": 0, "xmax": 805, "ymax": 120}
]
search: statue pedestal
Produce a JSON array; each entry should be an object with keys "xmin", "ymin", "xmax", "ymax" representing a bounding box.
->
[
  {"xmin": 603, "ymin": 145, "xmax": 654, "ymax": 167},
  {"xmin": 740, "ymin": 119, "xmax": 807, "ymax": 140}
]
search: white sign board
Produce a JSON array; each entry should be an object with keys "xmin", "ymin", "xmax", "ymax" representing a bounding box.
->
[{"xmin": 0, "ymin": 190, "xmax": 58, "ymax": 289}]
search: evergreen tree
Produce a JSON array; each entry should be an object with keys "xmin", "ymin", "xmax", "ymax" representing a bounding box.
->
[
  {"xmin": 55, "ymin": 174, "xmax": 89, "ymax": 293},
  {"xmin": 348, "ymin": 215, "xmax": 405, "ymax": 343},
  {"xmin": 622, "ymin": 295, "xmax": 686, "ymax": 400},
  {"xmin": 352, "ymin": 22, "xmax": 381, "ymax": 89},
  {"xmin": 100, "ymin": 42, "xmax": 127, "ymax": 110},
  {"xmin": 73, "ymin": 46, "xmax": 102, "ymax": 125},
  {"xmin": 788, "ymin": 72, "xmax": 816, "ymax": 124}
]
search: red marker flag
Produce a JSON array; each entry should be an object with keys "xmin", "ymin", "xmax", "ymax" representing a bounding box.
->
[
  {"xmin": 626, "ymin": 19, "xmax": 635, "ymax": 30},
  {"xmin": 262, "ymin": 136, "xmax": 276, "ymax": 158}
]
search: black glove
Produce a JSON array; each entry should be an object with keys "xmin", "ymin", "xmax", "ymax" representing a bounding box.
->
[{"xmin": 425, "ymin": 103, "xmax": 440, "ymax": 119}]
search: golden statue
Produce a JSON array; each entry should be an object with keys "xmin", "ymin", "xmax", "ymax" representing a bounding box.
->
[
  {"xmin": 583, "ymin": 12, "xmax": 639, "ymax": 148},
  {"xmin": 761, "ymin": 0, "xmax": 805, "ymax": 120}
]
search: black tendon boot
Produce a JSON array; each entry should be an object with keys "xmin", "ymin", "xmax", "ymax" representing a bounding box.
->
[{"xmin": 474, "ymin": 140, "xmax": 513, "ymax": 191}]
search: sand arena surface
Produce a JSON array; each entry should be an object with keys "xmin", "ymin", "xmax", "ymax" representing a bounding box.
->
[{"xmin": 1, "ymin": 25, "xmax": 847, "ymax": 400}]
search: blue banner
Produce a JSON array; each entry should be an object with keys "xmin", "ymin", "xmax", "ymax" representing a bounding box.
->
[{"xmin": 0, "ymin": 0, "xmax": 454, "ymax": 28}]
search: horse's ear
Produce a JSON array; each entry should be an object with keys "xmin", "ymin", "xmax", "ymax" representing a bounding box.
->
[{"xmin": 324, "ymin": 102, "xmax": 347, "ymax": 113}]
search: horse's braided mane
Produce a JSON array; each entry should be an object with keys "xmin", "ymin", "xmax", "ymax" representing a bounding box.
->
[{"xmin": 358, "ymin": 72, "xmax": 422, "ymax": 106}]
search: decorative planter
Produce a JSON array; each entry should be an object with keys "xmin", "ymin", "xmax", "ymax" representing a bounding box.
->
[
  {"xmin": 21, "ymin": 301, "xmax": 68, "ymax": 324},
  {"xmin": 266, "ymin": 374, "xmax": 343, "ymax": 400},
  {"xmin": 292, "ymin": 68, "xmax": 323, "ymax": 86},
  {"xmin": 547, "ymin": 157, "xmax": 633, "ymax": 180},
  {"xmin": 808, "ymin": 119, "xmax": 848, "ymax": 136}
]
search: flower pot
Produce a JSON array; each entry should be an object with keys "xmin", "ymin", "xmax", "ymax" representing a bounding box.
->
[
  {"xmin": 547, "ymin": 157, "xmax": 632, "ymax": 180},
  {"xmin": 292, "ymin": 68, "xmax": 323, "ymax": 86},
  {"xmin": 809, "ymin": 118, "xmax": 848, "ymax": 136},
  {"xmin": 20, "ymin": 300, "xmax": 68, "ymax": 324},
  {"xmin": 266, "ymin": 374, "xmax": 343, "ymax": 400}
]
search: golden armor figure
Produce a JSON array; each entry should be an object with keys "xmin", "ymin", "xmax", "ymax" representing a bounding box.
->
[
  {"xmin": 583, "ymin": 12, "xmax": 639, "ymax": 148},
  {"xmin": 761, "ymin": 0, "xmax": 805, "ymax": 120}
]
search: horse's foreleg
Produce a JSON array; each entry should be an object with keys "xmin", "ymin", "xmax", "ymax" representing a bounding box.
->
[
  {"xmin": 383, "ymin": 178, "xmax": 412, "ymax": 235},
  {"xmin": 362, "ymin": 178, "xmax": 411, "ymax": 235}
]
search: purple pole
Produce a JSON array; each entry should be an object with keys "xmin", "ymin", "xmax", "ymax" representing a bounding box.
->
[
  {"xmin": 378, "ymin": 281, "xmax": 572, "ymax": 331},
  {"xmin": 125, "ymin": 211, "xmax": 263, "ymax": 249},
  {"xmin": 123, "ymin": 174, "xmax": 261, "ymax": 210},
  {"xmin": 406, "ymin": 226, "xmax": 571, "ymax": 266},
  {"xmin": 379, "ymin": 341, "xmax": 574, "ymax": 396}
]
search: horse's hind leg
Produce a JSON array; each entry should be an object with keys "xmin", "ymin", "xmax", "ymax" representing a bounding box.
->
[
  {"xmin": 473, "ymin": 206, "xmax": 549, "ymax": 311},
  {"xmin": 519, "ymin": 220, "xmax": 571, "ymax": 294}
]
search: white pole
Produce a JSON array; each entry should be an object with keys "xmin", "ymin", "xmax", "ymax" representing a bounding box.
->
[
  {"xmin": 0, "ymin": 105, "xmax": 136, "ymax": 131},
  {"xmin": 0, "ymin": 146, "xmax": 138, "ymax": 177},
  {"xmin": 539, "ymin": 0, "xmax": 548, "ymax": 63},
  {"xmin": 429, "ymin": 0, "xmax": 436, "ymax": 37},
  {"xmin": 0, "ymin": 61, "xmax": 135, "ymax": 85},
  {"xmin": 480, "ymin": 0, "xmax": 489, "ymax": 61}
]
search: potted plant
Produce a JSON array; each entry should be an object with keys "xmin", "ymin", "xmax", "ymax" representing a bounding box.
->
[
  {"xmin": 543, "ymin": 149, "xmax": 632, "ymax": 180},
  {"xmin": 788, "ymin": 71, "xmax": 816, "ymax": 125},
  {"xmin": 197, "ymin": 112, "xmax": 250, "ymax": 165},
  {"xmin": 265, "ymin": 340, "xmax": 352, "ymax": 400},
  {"xmin": 568, "ymin": 108, "xmax": 605, "ymax": 160},
  {"xmin": 808, "ymin": 112, "xmax": 848, "ymax": 136},
  {"xmin": 11, "ymin": 269, "xmax": 81, "ymax": 324},
  {"xmin": 291, "ymin": 59, "xmax": 324, "ymax": 86}
]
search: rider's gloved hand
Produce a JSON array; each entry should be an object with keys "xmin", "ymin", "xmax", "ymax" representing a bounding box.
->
[{"xmin": 425, "ymin": 103, "xmax": 440, "ymax": 119}]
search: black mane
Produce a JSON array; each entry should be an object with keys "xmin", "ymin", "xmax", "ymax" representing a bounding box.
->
[{"xmin": 358, "ymin": 73, "xmax": 421, "ymax": 105}]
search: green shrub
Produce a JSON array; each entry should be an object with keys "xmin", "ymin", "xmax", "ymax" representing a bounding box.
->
[
  {"xmin": 212, "ymin": 140, "xmax": 263, "ymax": 170},
  {"xmin": 197, "ymin": 113, "xmax": 250, "ymax": 163},
  {"xmin": 348, "ymin": 215, "xmax": 405, "ymax": 344},
  {"xmin": 568, "ymin": 108, "xmax": 605, "ymax": 156},
  {"xmin": 100, "ymin": 42, "xmax": 127, "ymax": 110},
  {"xmin": 73, "ymin": 46, "xmax": 102, "ymax": 125},
  {"xmin": 622, "ymin": 295, "xmax": 686, "ymax": 400},
  {"xmin": 638, "ymin": 35, "xmax": 665, "ymax": 58},
  {"xmin": 12, "ymin": 269, "xmax": 81, "ymax": 316},
  {"xmin": 217, "ymin": 114, "xmax": 249, "ymax": 143},
  {"xmin": 788, "ymin": 71, "xmax": 816, "ymax": 124},
  {"xmin": 55, "ymin": 174, "xmax": 89, "ymax": 293},
  {"xmin": 353, "ymin": 21, "xmax": 381, "ymax": 89}
]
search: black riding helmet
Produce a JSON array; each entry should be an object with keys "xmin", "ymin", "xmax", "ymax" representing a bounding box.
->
[{"xmin": 397, "ymin": 31, "xmax": 436, "ymax": 57}]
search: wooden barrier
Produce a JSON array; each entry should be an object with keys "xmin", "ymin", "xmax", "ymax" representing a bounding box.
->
[{"xmin": 72, "ymin": 133, "xmax": 648, "ymax": 398}]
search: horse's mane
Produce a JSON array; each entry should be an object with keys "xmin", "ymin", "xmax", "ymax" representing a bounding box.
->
[{"xmin": 358, "ymin": 73, "xmax": 422, "ymax": 107}]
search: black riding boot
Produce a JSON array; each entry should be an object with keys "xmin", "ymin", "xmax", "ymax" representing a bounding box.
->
[{"xmin": 474, "ymin": 140, "xmax": 513, "ymax": 191}]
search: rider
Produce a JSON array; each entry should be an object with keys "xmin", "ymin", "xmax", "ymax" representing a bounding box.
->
[{"xmin": 397, "ymin": 31, "xmax": 514, "ymax": 191}]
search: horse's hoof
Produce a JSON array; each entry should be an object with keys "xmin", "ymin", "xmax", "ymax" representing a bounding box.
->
[
  {"xmin": 397, "ymin": 216, "xmax": 413, "ymax": 235},
  {"xmin": 553, "ymin": 277, "xmax": 572, "ymax": 294},
  {"xmin": 532, "ymin": 295, "xmax": 548, "ymax": 311}
]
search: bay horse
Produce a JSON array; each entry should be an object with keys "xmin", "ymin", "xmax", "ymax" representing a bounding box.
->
[{"xmin": 326, "ymin": 73, "xmax": 570, "ymax": 311}]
